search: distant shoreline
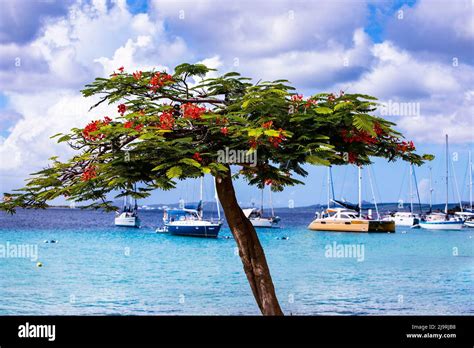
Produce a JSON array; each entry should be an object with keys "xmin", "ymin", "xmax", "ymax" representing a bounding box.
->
[{"xmin": 38, "ymin": 202, "xmax": 471, "ymax": 211}]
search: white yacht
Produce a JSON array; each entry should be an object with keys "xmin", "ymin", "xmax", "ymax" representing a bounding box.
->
[
  {"xmin": 419, "ymin": 212, "xmax": 463, "ymax": 230},
  {"xmin": 243, "ymin": 208, "xmax": 280, "ymax": 228},
  {"xmin": 243, "ymin": 186, "xmax": 280, "ymax": 228},
  {"xmin": 308, "ymin": 207, "xmax": 395, "ymax": 233},
  {"xmin": 115, "ymin": 211, "xmax": 140, "ymax": 227},
  {"xmin": 419, "ymin": 135, "xmax": 465, "ymax": 231},
  {"xmin": 384, "ymin": 211, "xmax": 420, "ymax": 227},
  {"xmin": 115, "ymin": 190, "xmax": 140, "ymax": 228}
]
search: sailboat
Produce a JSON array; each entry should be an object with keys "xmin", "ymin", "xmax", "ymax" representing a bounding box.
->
[
  {"xmin": 162, "ymin": 177, "xmax": 223, "ymax": 238},
  {"xmin": 308, "ymin": 166, "xmax": 395, "ymax": 233},
  {"xmin": 115, "ymin": 188, "xmax": 140, "ymax": 227},
  {"xmin": 419, "ymin": 135, "xmax": 464, "ymax": 230},
  {"xmin": 383, "ymin": 164, "xmax": 421, "ymax": 226},
  {"xmin": 242, "ymin": 186, "xmax": 280, "ymax": 228}
]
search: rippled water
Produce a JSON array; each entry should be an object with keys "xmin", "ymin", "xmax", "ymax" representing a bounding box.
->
[{"xmin": 0, "ymin": 208, "xmax": 472, "ymax": 315}]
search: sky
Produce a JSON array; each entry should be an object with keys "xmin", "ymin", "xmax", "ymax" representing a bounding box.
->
[{"xmin": 0, "ymin": 0, "xmax": 473, "ymax": 208}]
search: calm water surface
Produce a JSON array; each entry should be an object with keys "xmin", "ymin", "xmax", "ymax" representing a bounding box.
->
[{"xmin": 0, "ymin": 208, "xmax": 472, "ymax": 315}]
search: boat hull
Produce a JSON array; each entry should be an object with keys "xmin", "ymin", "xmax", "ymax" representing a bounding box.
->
[
  {"xmin": 115, "ymin": 216, "xmax": 140, "ymax": 227},
  {"xmin": 465, "ymin": 221, "xmax": 474, "ymax": 228},
  {"xmin": 419, "ymin": 221, "xmax": 463, "ymax": 230},
  {"xmin": 392, "ymin": 217, "xmax": 419, "ymax": 226},
  {"xmin": 250, "ymin": 218, "xmax": 278, "ymax": 228},
  {"xmin": 166, "ymin": 223, "xmax": 222, "ymax": 238},
  {"xmin": 308, "ymin": 219, "xmax": 395, "ymax": 233}
]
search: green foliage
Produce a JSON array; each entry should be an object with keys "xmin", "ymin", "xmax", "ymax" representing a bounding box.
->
[{"xmin": 0, "ymin": 63, "xmax": 431, "ymax": 213}]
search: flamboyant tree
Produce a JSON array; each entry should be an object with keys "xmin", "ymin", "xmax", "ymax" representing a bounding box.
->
[{"xmin": 0, "ymin": 63, "xmax": 432, "ymax": 315}]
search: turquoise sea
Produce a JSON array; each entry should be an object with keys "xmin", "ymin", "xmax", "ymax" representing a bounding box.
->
[{"xmin": 0, "ymin": 208, "xmax": 472, "ymax": 315}]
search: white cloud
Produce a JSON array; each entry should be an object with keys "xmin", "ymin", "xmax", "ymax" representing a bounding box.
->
[
  {"xmin": 0, "ymin": 91, "xmax": 117, "ymax": 173},
  {"xmin": 150, "ymin": 0, "xmax": 369, "ymax": 56},
  {"xmin": 243, "ymin": 28, "xmax": 373, "ymax": 88},
  {"xmin": 385, "ymin": 0, "xmax": 474, "ymax": 61}
]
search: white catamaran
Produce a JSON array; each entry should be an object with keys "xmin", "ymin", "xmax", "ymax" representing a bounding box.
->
[{"xmin": 308, "ymin": 166, "xmax": 395, "ymax": 233}]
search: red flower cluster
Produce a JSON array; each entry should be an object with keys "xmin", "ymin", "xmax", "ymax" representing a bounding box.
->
[
  {"xmin": 348, "ymin": 152, "xmax": 358, "ymax": 164},
  {"xmin": 341, "ymin": 129, "xmax": 378, "ymax": 145},
  {"xmin": 249, "ymin": 137, "xmax": 259, "ymax": 149},
  {"xmin": 133, "ymin": 71, "xmax": 142, "ymax": 80},
  {"xmin": 82, "ymin": 116, "xmax": 111, "ymax": 141},
  {"xmin": 304, "ymin": 99, "xmax": 318, "ymax": 108},
  {"xmin": 264, "ymin": 179, "xmax": 273, "ymax": 186},
  {"xmin": 373, "ymin": 122, "xmax": 385, "ymax": 136},
  {"xmin": 118, "ymin": 66, "xmax": 124, "ymax": 73},
  {"xmin": 150, "ymin": 72, "xmax": 173, "ymax": 91},
  {"xmin": 220, "ymin": 127, "xmax": 229, "ymax": 135},
  {"xmin": 262, "ymin": 121, "xmax": 273, "ymax": 129},
  {"xmin": 182, "ymin": 103, "xmax": 206, "ymax": 119},
  {"xmin": 118, "ymin": 104, "xmax": 127, "ymax": 116},
  {"xmin": 327, "ymin": 93, "xmax": 336, "ymax": 102},
  {"xmin": 124, "ymin": 119, "xmax": 144, "ymax": 131},
  {"xmin": 396, "ymin": 140, "xmax": 415, "ymax": 153},
  {"xmin": 159, "ymin": 111, "xmax": 175, "ymax": 130},
  {"xmin": 193, "ymin": 152, "xmax": 202, "ymax": 162},
  {"xmin": 81, "ymin": 165, "xmax": 97, "ymax": 181},
  {"xmin": 268, "ymin": 129, "xmax": 286, "ymax": 148},
  {"xmin": 291, "ymin": 94, "xmax": 303, "ymax": 102}
]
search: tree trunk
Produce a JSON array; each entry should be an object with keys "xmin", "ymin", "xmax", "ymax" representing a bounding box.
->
[{"xmin": 215, "ymin": 167, "xmax": 284, "ymax": 316}]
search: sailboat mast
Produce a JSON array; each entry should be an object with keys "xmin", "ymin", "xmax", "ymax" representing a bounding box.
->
[
  {"xmin": 199, "ymin": 176, "xmax": 204, "ymax": 218},
  {"xmin": 329, "ymin": 166, "xmax": 335, "ymax": 202},
  {"xmin": 429, "ymin": 166, "xmax": 433, "ymax": 212},
  {"xmin": 327, "ymin": 166, "xmax": 331, "ymax": 209},
  {"xmin": 412, "ymin": 166, "xmax": 423, "ymax": 214},
  {"xmin": 213, "ymin": 177, "xmax": 221, "ymax": 221},
  {"xmin": 445, "ymin": 134, "xmax": 449, "ymax": 215},
  {"xmin": 409, "ymin": 164, "xmax": 414, "ymax": 213},
  {"xmin": 134, "ymin": 183, "xmax": 138, "ymax": 212},
  {"xmin": 269, "ymin": 186, "xmax": 275, "ymax": 217},
  {"xmin": 470, "ymin": 151, "xmax": 473, "ymax": 210},
  {"xmin": 358, "ymin": 166, "xmax": 362, "ymax": 217}
]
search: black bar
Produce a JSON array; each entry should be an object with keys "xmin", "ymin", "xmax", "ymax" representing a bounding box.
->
[{"xmin": 0, "ymin": 316, "xmax": 472, "ymax": 346}]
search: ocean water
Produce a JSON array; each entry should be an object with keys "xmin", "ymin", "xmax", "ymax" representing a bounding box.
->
[{"xmin": 0, "ymin": 208, "xmax": 472, "ymax": 315}]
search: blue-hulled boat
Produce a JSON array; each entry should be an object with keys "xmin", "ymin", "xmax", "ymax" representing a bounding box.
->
[
  {"xmin": 160, "ymin": 177, "xmax": 223, "ymax": 238},
  {"xmin": 163, "ymin": 207, "xmax": 222, "ymax": 238}
]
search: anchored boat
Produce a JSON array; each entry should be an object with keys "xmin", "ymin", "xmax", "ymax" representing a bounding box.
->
[
  {"xmin": 115, "ymin": 190, "xmax": 140, "ymax": 228},
  {"xmin": 308, "ymin": 166, "xmax": 395, "ymax": 233},
  {"xmin": 308, "ymin": 207, "xmax": 394, "ymax": 232},
  {"xmin": 162, "ymin": 177, "xmax": 223, "ymax": 238},
  {"xmin": 242, "ymin": 208, "xmax": 280, "ymax": 228},
  {"xmin": 420, "ymin": 135, "xmax": 464, "ymax": 230},
  {"xmin": 243, "ymin": 185, "xmax": 280, "ymax": 228}
]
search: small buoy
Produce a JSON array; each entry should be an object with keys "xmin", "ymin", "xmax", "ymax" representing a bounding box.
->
[
  {"xmin": 276, "ymin": 236, "xmax": 289, "ymax": 240},
  {"xmin": 50, "ymin": 240, "xmax": 58, "ymax": 243},
  {"xmin": 36, "ymin": 262, "xmax": 43, "ymax": 267},
  {"xmin": 44, "ymin": 240, "xmax": 49, "ymax": 243}
]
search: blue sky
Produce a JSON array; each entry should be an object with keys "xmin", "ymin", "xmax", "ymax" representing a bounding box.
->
[{"xmin": 0, "ymin": 0, "xmax": 473, "ymax": 207}]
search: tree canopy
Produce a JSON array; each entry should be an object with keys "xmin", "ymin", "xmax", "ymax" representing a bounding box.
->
[{"xmin": 0, "ymin": 63, "xmax": 432, "ymax": 213}]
